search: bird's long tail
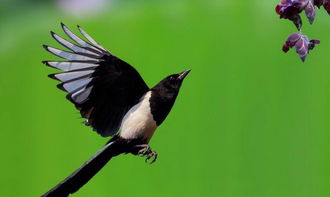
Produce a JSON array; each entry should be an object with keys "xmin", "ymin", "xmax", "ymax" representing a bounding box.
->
[{"xmin": 41, "ymin": 139, "xmax": 125, "ymax": 197}]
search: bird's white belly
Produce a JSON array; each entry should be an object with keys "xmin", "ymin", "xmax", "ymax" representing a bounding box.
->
[{"xmin": 119, "ymin": 91, "xmax": 157, "ymax": 142}]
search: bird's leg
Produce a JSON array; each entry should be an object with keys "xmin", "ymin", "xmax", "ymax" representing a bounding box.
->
[
  {"xmin": 128, "ymin": 144, "xmax": 150, "ymax": 155},
  {"xmin": 129, "ymin": 144, "xmax": 158, "ymax": 164},
  {"xmin": 137, "ymin": 144, "xmax": 151, "ymax": 155}
]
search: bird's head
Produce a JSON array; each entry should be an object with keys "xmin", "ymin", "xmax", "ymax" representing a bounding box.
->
[{"xmin": 152, "ymin": 69, "xmax": 191, "ymax": 98}]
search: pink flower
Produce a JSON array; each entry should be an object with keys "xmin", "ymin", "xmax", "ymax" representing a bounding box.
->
[
  {"xmin": 275, "ymin": 0, "xmax": 315, "ymax": 29},
  {"xmin": 282, "ymin": 33, "xmax": 320, "ymax": 62}
]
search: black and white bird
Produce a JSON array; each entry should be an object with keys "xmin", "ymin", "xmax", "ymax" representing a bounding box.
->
[{"xmin": 41, "ymin": 23, "xmax": 190, "ymax": 197}]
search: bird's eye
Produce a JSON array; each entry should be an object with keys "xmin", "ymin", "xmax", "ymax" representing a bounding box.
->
[{"xmin": 170, "ymin": 76, "xmax": 174, "ymax": 80}]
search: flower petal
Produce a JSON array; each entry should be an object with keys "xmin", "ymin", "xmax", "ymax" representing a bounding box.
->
[
  {"xmin": 305, "ymin": 1, "xmax": 316, "ymax": 24},
  {"xmin": 287, "ymin": 33, "xmax": 301, "ymax": 43}
]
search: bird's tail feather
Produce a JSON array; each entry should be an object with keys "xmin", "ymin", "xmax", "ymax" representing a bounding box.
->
[{"xmin": 41, "ymin": 139, "xmax": 124, "ymax": 197}]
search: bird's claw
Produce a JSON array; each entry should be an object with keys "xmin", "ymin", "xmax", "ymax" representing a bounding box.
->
[
  {"xmin": 145, "ymin": 151, "xmax": 158, "ymax": 164},
  {"xmin": 131, "ymin": 144, "xmax": 158, "ymax": 164}
]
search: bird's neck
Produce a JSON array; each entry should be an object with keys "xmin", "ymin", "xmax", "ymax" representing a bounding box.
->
[{"xmin": 149, "ymin": 89, "xmax": 178, "ymax": 126}]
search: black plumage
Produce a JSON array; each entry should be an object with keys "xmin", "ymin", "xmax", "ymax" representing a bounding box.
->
[{"xmin": 44, "ymin": 24, "xmax": 149, "ymax": 137}]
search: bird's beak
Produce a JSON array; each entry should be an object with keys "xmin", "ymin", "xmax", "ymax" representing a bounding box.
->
[{"xmin": 178, "ymin": 69, "xmax": 191, "ymax": 80}]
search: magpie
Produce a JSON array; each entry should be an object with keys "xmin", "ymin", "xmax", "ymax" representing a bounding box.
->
[{"xmin": 41, "ymin": 23, "xmax": 190, "ymax": 197}]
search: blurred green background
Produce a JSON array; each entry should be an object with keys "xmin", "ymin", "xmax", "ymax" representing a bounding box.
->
[{"xmin": 1, "ymin": 0, "xmax": 330, "ymax": 196}]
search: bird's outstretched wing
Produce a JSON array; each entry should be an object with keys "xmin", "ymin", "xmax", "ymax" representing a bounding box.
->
[{"xmin": 43, "ymin": 23, "xmax": 149, "ymax": 137}]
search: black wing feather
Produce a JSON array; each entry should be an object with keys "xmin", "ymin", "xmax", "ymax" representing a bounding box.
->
[{"xmin": 43, "ymin": 23, "xmax": 149, "ymax": 137}]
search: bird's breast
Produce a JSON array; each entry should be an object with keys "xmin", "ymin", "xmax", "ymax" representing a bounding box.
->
[{"xmin": 119, "ymin": 91, "xmax": 157, "ymax": 142}]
